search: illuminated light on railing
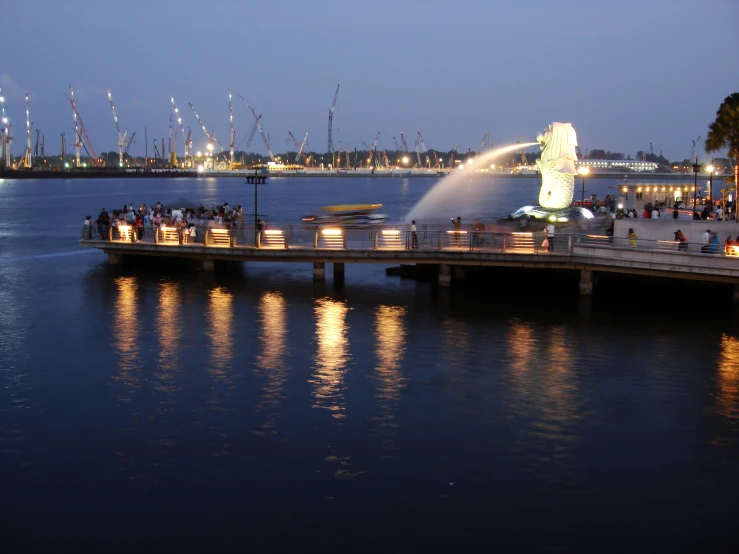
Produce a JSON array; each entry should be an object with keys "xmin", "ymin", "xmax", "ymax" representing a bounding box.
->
[
  {"xmin": 322, "ymin": 228, "xmax": 342, "ymax": 236},
  {"xmin": 623, "ymin": 187, "xmax": 628, "ymax": 192},
  {"xmin": 381, "ymin": 229, "xmax": 400, "ymax": 236},
  {"xmin": 118, "ymin": 224, "xmax": 132, "ymax": 241},
  {"xmin": 264, "ymin": 229, "xmax": 283, "ymax": 236},
  {"xmin": 646, "ymin": 187, "xmax": 650, "ymax": 191},
  {"xmin": 445, "ymin": 230, "xmax": 468, "ymax": 234},
  {"xmin": 662, "ymin": 187, "xmax": 666, "ymax": 191}
]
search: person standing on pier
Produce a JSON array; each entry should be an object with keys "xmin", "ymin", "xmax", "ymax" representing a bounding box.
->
[
  {"xmin": 545, "ymin": 222, "xmax": 555, "ymax": 251},
  {"xmin": 410, "ymin": 220, "xmax": 418, "ymax": 249},
  {"xmin": 452, "ymin": 217, "xmax": 462, "ymax": 246},
  {"xmin": 628, "ymin": 228, "xmax": 637, "ymax": 248}
]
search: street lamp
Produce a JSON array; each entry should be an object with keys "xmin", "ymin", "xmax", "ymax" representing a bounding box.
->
[
  {"xmin": 707, "ymin": 163, "xmax": 714, "ymax": 209},
  {"xmin": 578, "ymin": 166, "xmax": 589, "ymax": 205},
  {"xmin": 692, "ymin": 158, "xmax": 701, "ymax": 220}
]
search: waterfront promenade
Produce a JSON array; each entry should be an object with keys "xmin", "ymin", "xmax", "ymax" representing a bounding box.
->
[{"xmin": 79, "ymin": 219, "xmax": 739, "ymax": 298}]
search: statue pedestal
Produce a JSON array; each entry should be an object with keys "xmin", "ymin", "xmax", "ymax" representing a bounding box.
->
[{"xmin": 509, "ymin": 205, "xmax": 595, "ymax": 223}]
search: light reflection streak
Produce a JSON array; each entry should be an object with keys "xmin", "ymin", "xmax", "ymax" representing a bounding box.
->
[
  {"xmin": 206, "ymin": 287, "xmax": 234, "ymax": 384},
  {"xmin": 716, "ymin": 335, "xmax": 739, "ymax": 420},
  {"xmin": 371, "ymin": 305, "xmax": 407, "ymax": 452},
  {"xmin": 253, "ymin": 292, "xmax": 289, "ymax": 433},
  {"xmin": 111, "ymin": 276, "xmax": 141, "ymax": 397},
  {"xmin": 310, "ymin": 298, "xmax": 350, "ymax": 420},
  {"xmin": 155, "ymin": 281, "xmax": 180, "ymax": 395},
  {"xmin": 505, "ymin": 322, "xmax": 583, "ymax": 491}
]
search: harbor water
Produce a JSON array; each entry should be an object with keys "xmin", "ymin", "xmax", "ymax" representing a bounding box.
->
[{"xmin": 1, "ymin": 175, "xmax": 738, "ymax": 553}]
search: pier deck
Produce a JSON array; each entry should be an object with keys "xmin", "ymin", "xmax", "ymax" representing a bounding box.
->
[{"xmin": 79, "ymin": 224, "xmax": 739, "ymax": 296}]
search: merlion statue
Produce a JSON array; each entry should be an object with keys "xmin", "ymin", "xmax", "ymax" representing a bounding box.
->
[{"xmin": 535, "ymin": 122, "xmax": 579, "ymax": 210}]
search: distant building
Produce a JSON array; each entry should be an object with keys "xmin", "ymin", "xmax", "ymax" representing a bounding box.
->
[{"xmin": 576, "ymin": 159, "xmax": 658, "ymax": 173}]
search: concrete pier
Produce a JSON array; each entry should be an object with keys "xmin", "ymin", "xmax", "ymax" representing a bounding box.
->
[
  {"xmin": 439, "ymin": 264, "xmax": 451, "ymax": 287},
  {"xmin": 108, "ymin": 253, "xmax": 122, "ymax": 266},
  {"xmin": 203, "ymin": 259, "xmax": 215, "ymax": 272},
  {"xmin": 333, "ymin": 262, "xmax": 345, "ymax": 281},
  {"xmin": 313, "ymin": 262, "xmax": 325, "ymax": 281},
  {"xmin": 579, "ymin": 268, "xmax": 594, "ymax": 296}
]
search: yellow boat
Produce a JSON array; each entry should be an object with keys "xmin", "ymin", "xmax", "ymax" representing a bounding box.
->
[
  {"xmin": 302, "ymin": 204, "xmax": 388, "ymax": 226},
  {"xmin": 320, "ymin": 204, "xmax": 383, "ymax": 213}
]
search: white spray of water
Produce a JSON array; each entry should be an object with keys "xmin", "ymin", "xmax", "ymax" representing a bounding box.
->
[{"xmin": 405, "ymin": 142, "xmax": 538, "ymax": 222}]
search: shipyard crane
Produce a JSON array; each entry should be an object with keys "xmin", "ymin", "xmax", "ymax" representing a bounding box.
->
[
  {"xmin": 399, "ymin": 131, "xmax": 409, "ymax": 153},
  {"xmin": 517, "ymin": 140, "xmax": 528, "ymax": 166},
  {"xmin": 417, "ymin": 132, "xmax": 431, "ymax": 167},
  {"xmin": 189, "ymin": 102, "xmax": 216, "ymax": 154},
  {"xmin": 237, "ymin": 115, "xmax": 261, "ymax": 153},
  {"xmin": 69, "ymin": 86, "xmax": 82, "ymax": 166},
  {"xmin": 66, "ymin": 87, "xmax": 99, "ymax": 166},
  {"xmin": 449, "ymin": 143, "xmax": 457, "ymax": 168},
  {"xmin": 106, "ymin": 88, "xmax": 128, "ymax": 166},
  {"xmin": 169, "ymin": 95, "xmax": 189, "ymax": 158},
  {"xmin": 478, "ymin": 133, "xmax": 492, "ymax": 154},
  {"xmin": 691, "ymin": 136, "xmax": 701, "ymax": 162},
  {"xmin": 414, "ymin": 141, "xmax": 422, "ymax": 167},
  {"xmin": 33, "ymin": 129, "xmax": 40, "ymax": 165},
  {"xmin": 0, "ymin": 86, "xmax": 13, "ymax": 168},
  {"xmin": 124, "ymin": 131, "xmax": 136, "ymax": 156},
  {"xmin": 168, "ymin": 114, "xmax": 178, "ymax": 166},
  {"xmin": 287, "ymin": 130, "xmax": 310, "ymax": 165},
  {"xmin": 392, "ymin": 136, "xmax": 400, "ymax": 152},
  {"xmin": 228, "ymin": 89, "xmax": 236, "ymax": 166},
  {"xmin": 297, "ymin": 132, "xmax": 310, "ymax": 165},
  {"xmin": 327, "ymin": 84, "xmax": 339, "ymax": 155},
  {"xmin": 238, "ymin": 94, "xmax": 274, "ymax": 161},
  {"xmin": 41, "ymin": 133, "xmax": 45, "ymax": 164},
  {"xmin": 649, "ymin": 142, "xmax": 654, "ymax": 156},
  {"xmin": 60, "ymin": 133, "xmax": 66, "ymax": 165},
  {"xmin": 370, "ymin": 132, "xmax": 381, "ymax": 168},
  {"xmin": 21, "ymin": 92, "xmax": 32, "ymax": 168}
]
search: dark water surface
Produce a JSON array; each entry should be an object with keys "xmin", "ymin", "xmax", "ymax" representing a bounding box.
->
[{"xmin": 1, "ymin": 176, "xmax": 738, "ymax": 553}]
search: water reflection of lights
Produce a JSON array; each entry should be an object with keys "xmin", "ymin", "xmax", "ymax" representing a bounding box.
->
[
  {"xmin": 310, "ymin": 298, "xmax": 350, "ymax": 420},
  {"xmin": 717, "ymin": 335, "xmax": 739, "ymax": 419},
  {"xmin": 372, "ymin": 306, "xmax": 407, "ymax": 449},
  {"xmin": 254, "ymin": 292, "xmax": 289, "ymax": 431},
  {"xmin": 155, "ymin": 281, "xmax": 180, "ymax": 394},
  {"xmin": 207, "ymin": 287, "xmax": 234, "ymax": 383},
  {"xmin": 112, "ymin": 276, "xmax": 141, "ymax": 394},
  {"xmin": 505, "ymin": 322, "xmax": 581, "ymax": 487}
]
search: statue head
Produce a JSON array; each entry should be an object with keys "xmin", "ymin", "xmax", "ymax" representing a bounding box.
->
[{"xmin": 537, "ymin": 122, "xmax": 578, "ymax": 174}]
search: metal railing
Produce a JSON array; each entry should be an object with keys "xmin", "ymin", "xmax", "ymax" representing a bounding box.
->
[{"xmin": 80, "ymin": 223, "xmax": 739, "ymax": 258}]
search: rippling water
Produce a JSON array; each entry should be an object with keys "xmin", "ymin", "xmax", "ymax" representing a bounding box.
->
[{"xmin": 0, "ymin": 176, "xmax": 738, "ymax": 553}]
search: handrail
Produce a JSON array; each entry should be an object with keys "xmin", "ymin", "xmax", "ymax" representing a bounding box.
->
[{"xmin": 79, "ymin": 224, "xmax": 739, "ymax": 258}]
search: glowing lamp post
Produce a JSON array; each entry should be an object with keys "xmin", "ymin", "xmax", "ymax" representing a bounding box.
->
[
  {"xmin": 692, "ymin": 159, "xmax": 701, "ymax": 220},
  {"xmin": 706, "ymin": 164, "xmax": 714, "ymax": 209},
  {"xmin": 578, "ymin": 166, "xmax": 589, "ymax": 205}
]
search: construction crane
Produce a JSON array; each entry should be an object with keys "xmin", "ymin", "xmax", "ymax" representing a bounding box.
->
[
  {"xmin": 237, "ymin": 115, "xmax": 261, "ymax": 153},
  {"xmin": 169, "ymin": 95, "xmax": 189, "ymax": 158},
  {"xmin": 228, "ymin": 89, "xmax": 236, "ymax": 166},
  {"xmin": 21, "ymin": 92, "xmax": 31, "ymax": 168},
  {"xmin": 288, "ymin": 131, "xmax": 310, "ymax": 165},
  {"xmin": 124, "ymin": 131, "xmax": 136, "ymax": 155},
  {"xmin": 517, "ymin": 140, "xmax": 528, "ymax": 166},
  {"xmin": 691, "ymin": 136, "xmax": 701, "ymax": 162},
  {"xmin": 414, "ymin": 141, "xmax": 422, "ymax": 167},
  {"xmin": 66, "ymin": 87, "xmax": 99, "ymax": 166},
  {"xmin": 298, "ymin": 132, "xmax": 309, "ymax": 165},
  {"xmin": 34, "ymin": 129, "xmax": 40, "ymax": 165},
  {"xmin": 478, "ymin": 133, "xmax": 492, "ymax": 154},
  {"xmin": 0, "ymin": 86, "xmax": 13, "ymax": 168},
  {"xmin": 417, "ymin": 132, "xmax": 430, "ymax": 167},
  {"xmin": 345, "ymin": 143, "xmax": 350, "ymax": 169},
  {"xmin": 41, "ymin": 133, "xmax": 45, "ymax": 164},
  {"xmin": 69, "ymin": 86, "xmax": 82, "ymax": 166},
  {"xmin": 106, "ymin": 88, "xmax": 128, "ymax": 167},
  {"xmin": 399, "ymin": 131, "xmax": 409, "ymax": 153},
  {"xmin": 60, "ymin": 133, "xmax": 66, "ymax": 165},
  {"xmin": 449, "ymin": 143, "xmax": 457, "ymax": 168},
  {"xmin": 392, "ymin": 136, "xmax": 400, "ymax": 153},
  {"xmin": 370, "ymin": 132, "xmax": 381, "ymax": 168},
  {"xmin": 188, "ymin": 102, "xmax": 216, "ymax": 155},
  {"xmin": 327, "ymin": 84, "xmax": 339, "ymax": 155},
  {"xmin": 239, "ymin": 94, "xmax": 274, "ymax": 161},
  {"xmin": 649, "ymin": 142, "xmax": 654, "ymax": 156}
]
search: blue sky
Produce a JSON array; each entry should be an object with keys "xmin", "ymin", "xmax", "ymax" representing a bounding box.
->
[{"xmin": 1, "ymin": 0, "xmax": 737, "ymax": 161}]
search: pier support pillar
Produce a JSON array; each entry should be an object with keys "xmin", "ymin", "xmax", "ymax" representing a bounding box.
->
[
  {"xmin": 733, "ymin": 284, "xmax": 739, "ymax": 305},
  {"xmin": 438, "ymin": 264, "xmax": 451, "ymax": 287},
  {"xmin": 579, "ymin": 268, "xmax": 593, "ymax": 296},
  {"xmin": 313, "ymin": 262, "xmax": 326, "ymax": 281},
  {"xmin": 107, "ymin": 253, "xmax": 121, "ymax": 266},
  {"xmin": 203, "ymin": 259, "xmax": 215, "ymax": 272},
  {"xmin": 333, "ymin": 262, "xmax": 345, "ymax": 282}
]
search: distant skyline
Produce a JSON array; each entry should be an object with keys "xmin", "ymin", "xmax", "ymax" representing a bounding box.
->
[{"xmin": 1, "ymin": 0, "xmax": 738, "ymax": 162}]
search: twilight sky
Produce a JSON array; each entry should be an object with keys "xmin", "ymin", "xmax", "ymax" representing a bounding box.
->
[{"xmin": 1, "ymin": 0, "xmax": 737, "ymax": 162}]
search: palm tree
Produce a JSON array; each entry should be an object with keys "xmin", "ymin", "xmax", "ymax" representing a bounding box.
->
[{"xmin": 706, "ymin": 93, "xmax": 739, "ymax": 217}]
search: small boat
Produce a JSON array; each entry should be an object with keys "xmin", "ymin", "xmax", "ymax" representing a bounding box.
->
[{"xmin": 302, "ymin": 204, "xmax": 389, "ymax": 226}]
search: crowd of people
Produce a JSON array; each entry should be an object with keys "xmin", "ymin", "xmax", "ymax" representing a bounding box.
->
[{"xmin": 83, "ymin": 202, "xmax": 251, "ymax": 242}]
